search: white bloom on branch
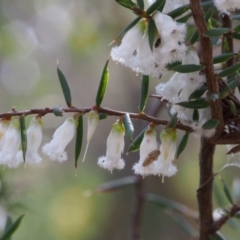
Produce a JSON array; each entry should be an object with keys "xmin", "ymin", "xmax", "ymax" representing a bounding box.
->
[
  {"xmin": 0, "ymin": 117, "xmax": 21, "ymax": 168},
  {"xmin": 42, "ymin": 117, "xmax": 76, "ymax": 162},
  {"xmin": 133, "ymin": 124, "xmax": 159, "ymax": 176},
  {"xmin": 156, "ymin": 127, "xmax": 177, "ymax": 181},
  {"xmin": 15, "ymin": 116, "xmax": 43, "ymax": 165},
  {"xmin": 214, "ymin": 0, "xmax": 240, "ymax": 11},
  {"xmin": 98, "ymin": 120, "xmax": 125, "ymax": 172},
  {"xmin": 111, "ymin": 12, "xmax": 186, "ymax": 78}
]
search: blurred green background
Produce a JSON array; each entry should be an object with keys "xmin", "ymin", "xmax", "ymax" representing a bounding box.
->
[{"xmin": 0, "ymin": 0, "xmax": 239, "ymax": 239}]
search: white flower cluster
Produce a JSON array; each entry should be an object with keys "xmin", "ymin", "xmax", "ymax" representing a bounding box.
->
[
  {"xmin": 0, "ymin": 116, "xmax": 76, "ymax": 168},
  {"xmin": 97, "ymin": 122, "xmax": 177, "ymax": 180},
  {"xmin": 213, "ymin": 0, "xmax": 240, "ymax": 11},
  {"xmin": 111, "ymin": 11, "xmax": 186, "ymax": 78}
]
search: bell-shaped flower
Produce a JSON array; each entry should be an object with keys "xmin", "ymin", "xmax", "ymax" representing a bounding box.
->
[
  {"xmin": 42, "ymin": 117, "xmax": 76, "ymax": 162},
  {"xmin": 0, "ymin": 117, "xmax": 21, "ymax": 168},
  {"xmin": 133, "ymin": 124, "xmax": 159, "ymax": 177},
  {"xmin": 82, "ymin": 110, "xmax": 99, "ymax": 162},
  {"xmin": 15, "ymin": 116, "xmax": 43, "ymax": 165},
  {"xmin": 98, "ymin": 119, "xmax": 125, "ymax": 172},
  {"xmin": 111, "ymin": 12, "xmax": 186, "ymax": 78},
  {"xmin": 156, "ymin": 127, "xmax": 177, "ymax": 181},
  {"xmin": 0, "ymin": 119, "xmax": 10, "ymax": 149},
  {"xmin": 213, "ymin": 0, "xmax": 240, "ymax": 11}
]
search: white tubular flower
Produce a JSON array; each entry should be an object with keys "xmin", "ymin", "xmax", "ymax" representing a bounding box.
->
[
  {"xmin": 214, "ymin": 0, "xmax": 240, "ymax": 11},
  {"xmin": 156, "ymin": 128, "xmax": 177, "ymax": 181},
  {"xmin": 98, "ymin": 120, "xmax": 125, "ymax": 172},
  {"xmin": 0, "ymin": 117, "xmax": 21, "ymax": 168},
  {"xmin": 0, "ymin": 119, "xmax": 10, "ymax": 149},
  {"xmin": 133, "ymin": 124, "xmax": 159, "ymax": 176},
  {"xmin": 111, "ymin": 12, "xmax": 186, "ymax": 78},
  {"xmin": 15, "ymin": 117, "xmax": 43, "ymax": 165},
  {"xmin": 82, "ymin": 110, "xmax": 99, "ymax": 162},
  {"xmin": 42, "ymin": 117, "xmax": 76, "ymax": 162}
]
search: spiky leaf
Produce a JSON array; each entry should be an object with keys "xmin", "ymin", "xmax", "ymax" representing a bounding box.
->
[
  {"xmin": 123, "ymin": 113, "xmax": 134, "ymax": 142},
  {"xmin": 203, "ymin": 28, "xmax": 230, "ymax": 37},
  {"xmin": 75, "ymin": 115, "xmax": 83, "ymax": 168},
  {"xmin": 169, "ymin": 64, "xmax": 204, "ymax": 73},
  {"xmin": 128, "ymin": 126, "xmax": 147, "ymax": 152},
  {"xmin": 213, "ymin": 52, "xmax": 235, "ymax": 64},
  {"xmin": 177, "ymin": 99, "xmax": 209, "ymax": 109},
  {"xmin": 20, "ymin": 116, "xmax": 27, "ymax": 162},
  {"xmin": 139, "ymin": 75, "xmax": 149, "ymax": 112},
  {"xmin": 217, "ymin": 63, "xmax": 240, "ymax": 78},
  {"xmin": 202, "ymin": 118, "xmax": 219, "ymax": 129},
  {"xmin": 148, "ymin": 19, "xmax": 157, "ymax": 51},
  {"xmin": 177, "ymin": 132, "xmax": 189, "ymax": 159}
]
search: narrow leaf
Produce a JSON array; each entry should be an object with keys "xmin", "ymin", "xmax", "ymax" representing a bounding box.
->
[
  {"xmin": 228, "ymin": 100, "xmax": 237, "ymax": 116},
  {"xmin": 226, "ymin": 144, "xmax": 240, "ymax": 155},
  {"xmin": 177, "ymin": 13, "xmax": 192, "ymax": 23},
  {"xmin": 209, "ymin": 232, "xmax": 227, "ymax": 240},
  {"xmin": 177, "ymin": 132, "xmax": 189, "ymax": 159},
  {"xmin": 189, "ymin": 30, "xmax": 199, "ymax": 45},
  {"xmin": 217, "ymin": 63, "xmax": 240, "ymax": 78},
  {"xmin": 203, "ymin": 28, "xmax": 230, "ymax": 37},
  {"xmin": 148, "ymin": 19, "xmax": 157, "ymax": 51},
  {"xmin": 202, "ymin": 118, "xmax": 219, "ymax": 129},
  {"xmin": 20, "ymin": 116, "xmax": 27, "ymax": 162},
  {"xmin": 137, "ymin": 0, "xmax": 144, "ymax": 10},
  {"xmin": 139, "ymin": 75, "xmax": 149, "ymax": 112},
  {"xmin": 177, "ymin": 99, "xmax": 209, "ymax": 109},
  {"xmin": 115, "ymin": 0, "xmax": 137, "ymax": 9},
  {"xmin": 168, "ymin": 113, "xmax": 177, "ymax": 128},
  {"xmin": 220, "ymin": 177, "xmax": 234, "ymax": 205},
  {"xmin": 208, "ymin": 93, "xmax": 219, "ymax": 102},
  {"xmin": 232, "ymin": 32, "xmax": 240, "ymax": 40},
  {"xmin": 220, "ymin": 78, "xmax": 240, "ymax": 98},
  {"xmin": 95, "ymin": 60, "xmax": 109, "ymax": 107},
  {"xmin": 53, "ymin": 106, "xmax": 63, "ymax": 117},
  {"xmin": 75, "ymin": 115, "xmax": 83, "ymax": 168},
  {"xmin": 95, "ymin": 176, "xmax": 138, "ymax": 193},
  {"xmin": 0, "ymin": 214, "xmax": 25, "ymax": 240},
  {"xmin": 157, "ymin": 0, "xmax": 166, "ymax": 11},
  {"xmin": 123, "ymin": 113, "xmax": 134, "ymax": 142},
  {"xmin": 166, "ymin": 61, "xmax": 182, "ymax": 69},
  {"xmin": 192, "ymin": 109, "xmax": 199, "ymax": 121},
  {"xmin": 146, "ymin": 0, "xmax": 165, "ymax": 15},
  {"xmin": 98, "ymin": 113, "xmax": 108, "ymax": 120},
  {"xmin": 168, "ymin": 4, "xmax": 190, "ymax": 19},
  {"xmin": 128, "ymin": 126, "xmax": 147, "ymax": 153},
  {"xmin": 189, "ymin": 85, "xmax": 207, "ymax": 100},
  {"xmin": 201, "ymin": 1, "xmax": 214, "ymax": 8},
  {"xmin": 3, "ymin": 216, "xmax": 12, "ymax": 240},
  {"xmin": 233, "ymin": 24, "xmax": 240, "ymax": 33},
  {"xmin": 233, "ymin": 14, "xmax": 240, "ymax": 20},
  {"xmin": 57, "ymin": 67, "xmax": 72, "ymax": 107},
  {"xmin": 213, "ymin": 52, "xmax": 235, "ymax": 64},
  {"xmin": 169, "ymin": 64, "xmax": 204, "ymax": 73},
  {"xmin": 204, "ymin": 7, "xmax": 212, "ymax": 22}
]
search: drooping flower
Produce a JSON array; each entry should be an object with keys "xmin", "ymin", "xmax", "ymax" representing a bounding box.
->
[
  {"xmin": 42, "ymin": 117, "xmax": 76, "ymax": 162},
  {"xmin": 213, "ymin": 0, "xmax": 240, "ymax": 11},
  {"xmin": 156, "ymin": 127, "xmax": 177, "ymax": 181},
  {"xmin": 15, "ymin": 116, "xmax": 43, "ymax": 165},
  {"xmin": 98, "ymin": 119, "xmax": 125, "ymax": 172},
  {"xmin": 82, "ymin": 110, "xmax": 99, "ymax": 162},
  {"xmin": 111, "ymin": 12, "xmax": 186, "ymax": 78},
  {"xmin": 133, "ymin": 124, "xmax": 159, "ymax": 176},
  {"xmin": 0, "ymin": 117, "xmax": 21, "ymax": 168}
]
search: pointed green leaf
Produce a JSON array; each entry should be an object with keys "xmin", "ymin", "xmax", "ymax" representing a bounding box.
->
[
  {"xmin": 169, "ymin": 64, "xmax": 204, "ymax": 73},
  {"xmin": 210, "ymin": 18, "xmax": 219, "ymax": 28},
  {"xmin": 213, "ymin": 52, "xmax": 235, "ymax": 64},
  {"xmin": 53, "ymin": 106, "xmax": 63, "ymax": 117},
  {"xmin": 220, "ymin": 178, "xmax": 234, "ymax": 205},
  {"xmin": 209, "ymin": 232, "xmax": 227, "ymax": 240},
  {"xmin": 95, "ymin": 176, "xmax": 138, "ymax": 193},
  {"xmin": 189, "ymin": 85, "xmax": 207, "ymax": 100},
  {"xmin": 156, "ymin": 0, "xmax": 166, "ymax": 11},
  {"xmin": 128, "ymin": 126, "xmax": 147, "ymax": 152},
  {"xmin": 146, "ymin": 0, "xmax": 165, "ymax": 15},
  {"xmin": 234, "ymin": 24, "xmax": 240, "ymax": 33},
  {"xmin": 75, "ymin": 115, "xmax": 83, "ymax": 168},
  {"xmin": 123, "ymin": 113, "xmax": 134, "ymax": 142},
  {"xmin": 20, "ymin": 116, "xmax": 27, "ymax": 162},
  {"xmin": 192, "ymin": 109, "xmax": 199, "ymax": 121},
  {"xmin": 220, "ymin": 78, "xmax": 240, "ymax": 98},
  {"xmin": 3, "ymin": 216, "xmax": 12, "ymax": 240},
  {"xmin": 218, "ymin": 63, "xmax": 240, "ymax": 78},
  {"xmin": 204, "ymin": 28, "xmax": 230, "ymax": 37},
  {"xmin": 189, "ymin": 30, "xmax": 199, "ymax": 45},
  {"xmin": 169, "ymin": 214, "xmax": 198, "ymax": 238},
  {"xmin": 204, "ymin": 7, "xmax": 212, "ymax": 22},
  {"xmin": 139, "ymin": 75, "xmax": 149, "ymax": 112},
  {"xmin": 115, "ymin": 0, "xmax": 137, "ymax": 9},
  {"xmin": 0, "ymin": 214, "xmax": 25, "ymax": 240},
  {"xmin": 95, "ymin": 60, "xmax": 109, "ymax": 107},
  {"xmin": 166, "ymin": 61, "xmax": 182, "ymax": 69},
  {"xmin": 226, "ymin": 144, "xmax": 240, "ymax": 155},
  {"xmin": 57, "ymin": 67, "xmax": 72, "ymax": 107},
  {"xmin": 98, "ymin": 113, "xmax": 108, "ymax": 120},
  {"xmin": 202, "ymin": 118, "xmax": 219, "ymax": 129},
  {"xmin": 177, "ymin": 99, "xmax": 209, "ymax": 109},
  {"xmin": 137, "ymin": 0, "xmax": 144, "ymax": 10},
  {"xmin": 168, "ymin": 113, "xmax": 177, "ymax": 128},
  {"xmin": 233, "ymin": 14, "xmax": 240, "ymax": 20},
  {"xmin": 210, "ymin": 37, "xmax": 219, "ymax": 45},
  {"xmin": 148, "ymin": 19, "xmax": 157, "ymax": 51},
  {"xmin": 168, "ymin": 4, "xmax": 190, "ymax": 19},
  {"xmin": 201, "ymin": 1, "xmax": 215, "ymax": 8},
  {"xmin": 232, "ymin": 32, "xmax": 240, "ymax": 40},
  {"xmin": 208, "ymin": 93, "xmax": 219, "ymax": 102},
  {"xmin": 177, "ymin": 132, "xmax": 189, "ymax": 159},
  {"xmin": 177, "ymin": 13, "xmax": 192, "ymax": 23},
  {"xmin": 228, "ymin": 100, "xmax": 237, "ymax": 116}
]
